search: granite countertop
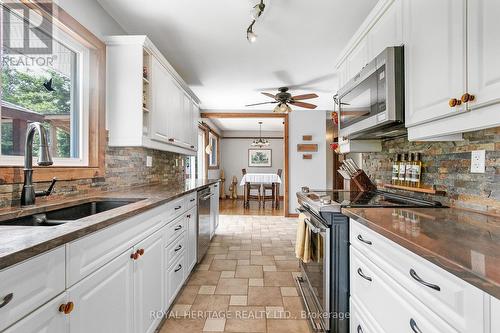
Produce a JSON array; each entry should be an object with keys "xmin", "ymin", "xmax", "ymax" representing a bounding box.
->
[
  {"xmin": 343, "ymin": 207, "xmax": 500, "ymax": 299},
  {"xmin": 0, "ymin": 179, "xmax": 219, "ymax": 271}
]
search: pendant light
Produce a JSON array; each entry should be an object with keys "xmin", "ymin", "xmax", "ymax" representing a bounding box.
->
[
  {"xmin": 251, "ymin": 121, "xmax": 270, "ymax": 147},
  {"xmin": 246, "ymin": 0, "xmax": 265, "ymax": 43}
]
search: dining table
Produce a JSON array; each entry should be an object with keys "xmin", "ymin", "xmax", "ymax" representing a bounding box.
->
[{"xmin": 240, "ymin": 173, "xmax": 282, "ymax": 208}]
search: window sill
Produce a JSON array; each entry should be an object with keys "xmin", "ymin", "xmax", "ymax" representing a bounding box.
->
[{"xmin": 0, "ymin": 166, "xmax": 104, "ymax": 184}]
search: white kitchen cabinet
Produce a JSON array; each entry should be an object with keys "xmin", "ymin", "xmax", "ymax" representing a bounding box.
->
[
  {"xmin": 186, "ymin": 207, "xmax": 198, "ymax": 271},
  {"xmin": 134, "ymin": 228, "xmax": 165, "ymax": 333},
  {"xmin": 347, "ymin": 36, "xmax": 369, "ymax": 82},
  {"xmin": 210, "ymin": 183, "xmax": 220, "ymax": 239},
  {"xmin": 367, "ymin": 0, "xmax": 403, "ymax": 59},
  {"xmin": 492, "ymin": 296, "xmax": 500, "ymax": 333},
  {"xmin": 106, "ymin": 35, "xmax": 200, "ymax": 155},
  {"xmin": 68, "ymin": 250, "xmax": 134, "ymax": 333},
  {"xmin": 467, "ymin": 0, "xmax": 500, "ymax": 111},
  {"xmin": 3, "ymin": 293, "xmax": 68, "ymax": 333},
  {"xmin": 403, "ymin": 0, "xmax": 467, "ymax": 128},
  {"xmin": 166, "ymin": 253, "xmax": 186, "ymax": 308}
]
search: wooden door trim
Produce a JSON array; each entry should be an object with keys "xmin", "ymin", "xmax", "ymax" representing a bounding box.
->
[{"xmin": 201, "ymin": 112, "xmax": 290, "ymax": 217}]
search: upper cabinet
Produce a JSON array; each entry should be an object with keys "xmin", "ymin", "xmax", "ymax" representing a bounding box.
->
[
  {"xmin": 336, "ymin": 0, "xmax": 500, "ymax": 142},
  {"xmin": 106, "ymin": 36, "xmax": 200, "ymax": 155}
]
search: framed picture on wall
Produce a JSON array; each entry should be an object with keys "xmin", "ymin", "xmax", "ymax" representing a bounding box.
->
[{"xmin": 248, "ymin": 149, "xmax": 272, "ymax": 167}]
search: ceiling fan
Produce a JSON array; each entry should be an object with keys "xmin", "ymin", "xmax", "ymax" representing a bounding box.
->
[{"xmin": 245, "ymin": 87, "xmax": 318, "ymax": 113}]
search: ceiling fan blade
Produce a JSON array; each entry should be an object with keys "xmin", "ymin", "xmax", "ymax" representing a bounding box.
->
[
  {"xmin": 245, "ymin": 101, "xmax": 278, "ymax": 107},
  {"xmin": 261, "ymin": 92, "xmax": 277, "ymax": 99},
  {"xmin": 291, "ymin": 93, "xmax": 319, "ymax": 100},
  {"xmin": 290, "ymin": 101, "xmax": 317, "ymax": 109}
]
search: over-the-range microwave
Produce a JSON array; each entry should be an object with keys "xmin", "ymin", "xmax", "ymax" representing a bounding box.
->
[{"xmin": 336, "ymin": 46, "xmax": 405, "ymax": 140}]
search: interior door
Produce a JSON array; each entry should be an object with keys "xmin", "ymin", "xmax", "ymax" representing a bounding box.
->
[
  {"xmin": 468, "ymin": 0, "xmax": 500, "ymax": 110},
  {"xmin": 134, "ymin": 229, "xmax": 165, "ymax": 333},
  {"xmin": 404, "ymin": 0, "xmax": 467, "ymax": 127},
  {"xmin": 68, "ymin": 250, "xmax": 134, "ymax": 333}
]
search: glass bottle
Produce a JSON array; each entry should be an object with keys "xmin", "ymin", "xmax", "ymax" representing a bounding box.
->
[
  {"xmin": 398, "ymin": 153, "xmax": 407, "ymax": 186},
  {"xmin": 392, "ymin": 154, "xmax": 400, "ymax": 185}
]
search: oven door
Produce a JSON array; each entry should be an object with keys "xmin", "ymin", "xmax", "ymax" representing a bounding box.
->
[{"xmin": 296, "ymin": 208, "xmax": 330, "ymax": 332}]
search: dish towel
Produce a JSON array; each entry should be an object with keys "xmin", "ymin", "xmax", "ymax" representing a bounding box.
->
[{"xmin": 295, "ymin": 213, "xmax": 311, "ymax": 263}]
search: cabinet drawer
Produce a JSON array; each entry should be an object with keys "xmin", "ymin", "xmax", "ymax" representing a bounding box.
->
[
  {"xmin": 350, "ymin": 219, "xmax": 484, "ymax": 333},
  {"xmin": 166, "ymin": 232, "xmax": 187, "ymax": 268},
  {"xmin": 166, "ymin": 254, "xmax": 186, "ymax": 307},
  {"xmin": 349, "ymin": 297, "xmax": 383, "ymax": 333},
  {"xmin": 66, "ymin": 203, "xmax": 168, "ymax": 287},
  {"xmin": 186, "ymin": 192, "xmax": 197, "ymax": 210},
  {"xmin": 350, "ymin": 247, "xmax": 456, "ymax": 333},
  {"xmin": 164, "ymin": 196, "xmax": 188, "ymax": 220},
  {"xmin": 0, "ymin": 246, "xmax": 65, "ymax": 331},
  {"xmin": 165, "ymin": 214, "xmax": 187, "ymax": 244}
]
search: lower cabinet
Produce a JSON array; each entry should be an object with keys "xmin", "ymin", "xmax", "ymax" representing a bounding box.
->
[
  {"xmin": 3, "ymin": 293, "xmax": 68, "ymax": 333},
  {"xmin": 186, "ymin": 206, "xmax": 197, "ymax": 271},
  {"xmin": 166, "ymin": 253, "xmax": 186, "ymax": 308},
  {"xmin": 67, "ymin": 250, "xmax": 135, "ymax": 333},
  {"xmin": 133, "ymin": 229, "xmax": 165, "ymax": 333}
]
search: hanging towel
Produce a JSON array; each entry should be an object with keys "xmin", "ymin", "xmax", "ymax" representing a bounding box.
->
[{"xmin": 295, "ymin": 213, "xmax": 311, "ymax": 263}]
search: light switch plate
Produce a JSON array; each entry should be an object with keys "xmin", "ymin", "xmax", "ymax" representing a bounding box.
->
[
  {"xmin": 146, "ymin": 156, "xmax": 153, "ymax": 167},
  {"xmin": 470, "ymin": 150, "xmax": 485, "ymax": 173}
]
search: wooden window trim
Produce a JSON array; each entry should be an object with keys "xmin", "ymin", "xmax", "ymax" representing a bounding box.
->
[{"xmin": 0, "ymin": 1, "xmax": 106, "ymax": 184}]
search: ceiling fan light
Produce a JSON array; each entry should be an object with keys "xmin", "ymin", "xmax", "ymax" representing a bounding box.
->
[{"xmin": 274, "ymin": 103, "xmax": 292, "ymax": 113}]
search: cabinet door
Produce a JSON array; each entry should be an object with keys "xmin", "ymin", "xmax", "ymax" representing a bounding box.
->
[
  {"xmin": 134, "ymin": 228, "xmax": 165, "ymax": 333},
  {"xmin": 191, "ymin": 103, "xmax": 200, "ymax": 151},
  {"xmin": 3, "ymin": 293, "xmax": 68, "ymax": 333},
  {"xmin": 492, "ymin": 296, "xmax": 500, "ymax": 333},
  {"xmin": 367, "ymin": 0, "xmax": 403, "ymax": 59},
  {"xmin": 347, "ymin": 36, "xmax": 369, "ymax": 81},
  {"xmin": 404, "ymin": 0, "xmax": 467, "ymax": 127},
  {"xmin": 151, "ymin": 57, "xmax": 179, "ymax": 143},
  {"xmin": 68, "ymin": 250, "xmax": 134, "ymax": 333},
  {"xmin": 468, "ymin": 0, "xmax": 500, "ymax": 110},
  {"xmin": 186, "ymin": 207, "xmax": 198, "ymax": 271}
]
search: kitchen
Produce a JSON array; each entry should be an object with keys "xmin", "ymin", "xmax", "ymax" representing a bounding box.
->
[{"xmin": 0, "ymin": 0, "xmax": 498, "ymax": 333}]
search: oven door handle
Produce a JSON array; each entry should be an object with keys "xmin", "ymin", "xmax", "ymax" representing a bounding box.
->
[
  {"xmin": 304, "ymin": 218, "xmax": 322, "ymax": 234},
  {"xmin": 296, "ymin": 276, "xmax": 324, "ymax": 332}
]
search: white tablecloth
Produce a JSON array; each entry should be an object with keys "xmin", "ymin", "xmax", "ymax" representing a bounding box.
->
[{"xmin": 240, "ymin": 173, "xmax": 282, "ymax": 186}]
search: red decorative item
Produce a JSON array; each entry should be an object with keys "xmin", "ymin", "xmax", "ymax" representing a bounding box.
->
[{"xmin": 330, "ymin": 143, "xmax": 339, "ymax": 151}]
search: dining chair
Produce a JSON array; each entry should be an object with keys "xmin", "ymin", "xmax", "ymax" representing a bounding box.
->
[
  {"xmin": 262, "ymin": 169, "xmax": 282, "ymax": 209},
  {"xmin": 242, "ymin": 169, "xmax": 261, "ymax": 208}
]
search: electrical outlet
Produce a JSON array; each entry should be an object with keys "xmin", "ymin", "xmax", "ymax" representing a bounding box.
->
[
  {"xmin": 470, "ymin": 150, "xmax": 485, "ymax": 173},
  {"xmin": 146, "ymin": 156, "xmax": 153, "ymax": 167}
]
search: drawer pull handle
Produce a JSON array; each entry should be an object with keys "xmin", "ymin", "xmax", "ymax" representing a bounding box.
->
[
  {"xmin": 357, "ymin": 324, "xmax": 364, "ymax": 333},
  {"xmin": 58, "ymin": 301, "xmax": 74, "ymax": 314},
  {"xmin": 357, "ymin": 234, "xmax": 372, "ymax": 245},
  {"xmin": 138, "ymin": 248, "xmax": 145, "ymax": 256},
  {"xmin": 131, "ymin": 252, "xmax": 139, "ymax": 260},
  {"xmin": 0, "ymin": 293, "xmax": 13, "ymax": 309},
  {"xmin": 174, "ymin": 225, "xmax": 183, "ymax": 231},
  {"xmin": 174, "ymin": 264, "xmax": 182, "ymax": 272},
  {"xmin": 357, "ymin": 268, "xmax": 372, "ymax": 282},
  {"xmin": 410, "ymin": 318, "xmax": 422, "ymax": 333},
  {"xmin": 187, "ymin": 214, "xmax": 191, "ymax": 218},
  {"xmin": 174, "ymin": 244, "xmax": 182, "ymax": 252},
  {"xmin": 175, "ymin": 205, "xmax": 182, "ymax": 210},
  {"xmin": 410, "ymin": 269, "xmax": 440, "ymax": 291},
  {"xmin": 190, "ymin": 198, "xmax": 195, "ymax": 202}
]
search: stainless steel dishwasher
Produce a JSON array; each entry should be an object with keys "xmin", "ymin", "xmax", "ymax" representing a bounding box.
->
[{"xmin": 197, "ymin": 187, "xmax": 212, "ymax": 262}]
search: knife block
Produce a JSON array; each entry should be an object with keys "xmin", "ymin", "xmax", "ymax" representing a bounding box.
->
[{"xmin": 351, "ymin": 170, "xmax": 377, "ymax": 192}]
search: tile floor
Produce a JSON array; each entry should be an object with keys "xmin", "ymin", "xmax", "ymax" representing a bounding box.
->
[{"xmin": 159, "ymin": 215, "xmax": 310, "ymax": 333}]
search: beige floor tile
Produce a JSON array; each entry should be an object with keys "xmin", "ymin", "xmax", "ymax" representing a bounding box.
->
[
  {"xmin": 225, "ymin": 306, "xmax": 267, "ymax": 332},
  {"xmin": 203, "ymin": 318, "xmax": 226, "ymax": 332},
  {"xmin": 227, "ymin": 251, "xmax": 251, "ymax": 260},
  {"xmin": 247, "ymin": 286, "xmax": 283, "ymax": 306},
  {"xmin": 188, "ymin": 271, "xmax": 222, "ymax": 286},
  {"xmin": 198, "ymin": 285, "xmax": 217, "ymax": 295},
  {"xmin": 170, "ymin": 304, "xmax": 192, "ymax": 317},
  {"xmin": 275, "ymin": 260, "xmax": 300, "ymax": 272},
  {"xmin": 176, "ymin": 285, "xmax": 200, "ymax": 305},
  {"xmin": 214, "ymin": 254, "xmax": 227, "ymax": 259},
  {"xmin": 248, "ymin": 278, "xmax": 264, "ymax": 287},
  {"xmin": 264, "ymin": 272, "xmax": 295, "ymax": 287},
  {"xmin": 265, "ymin": 306, "xmax": 287, "ymax": 319},
  {"xmin": 262, "ymin": 265, "xmax": 277, "ymax": 272},
  {"xmin": 209, "ymin": 259, "xmax": 237, "ymax": 271},
  {"xmin": 159, "ymin": 318, "xmax": 204, "ymax": 333},
  {"xmin": 215, "ymin": 278, "xmax": 248, "ymax": 295},
  {"xmin": 207, "ymin": 247, "xmax": 229, "ymax": 255},
  {"xmin": 250, "ymin": 255, "xmax": 275, "ymax": 266},
  {"xmin": 220, "ymin": 270, "xmax": 236, "ymax": 278},
  {"xmin": 235, "ymin": 265, "xmax": 263, "ymax": 278},
  {"xmin": 280, "ymin": 286, "xmax": 298, "ymax": 297},
  {"xmin": 267, "ymin": 319, "xmax": 310, "ymax": 333},
  {"xmin": 237, "ymin": 259, "xmax": 250, "ymax": 265},
  {"xmin": 251, "ymin": 250, "xmax": 262, "ymax": 256},
  {"xmin": 197, "ymin": 264, "xmax": 210, "ymax": 271},
  {"xmin": 229, "ymin": 295, "xmax": 248, "ymax": 306},
  {"xmin": 282, "ymin": 296, "xmax": 305, "ymax": 319},
  {"xmin": 191, "ymin": 295, "xmax": 230, "ymax": 312}
]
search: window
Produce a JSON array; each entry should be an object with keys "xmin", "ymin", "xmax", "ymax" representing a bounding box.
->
[
  {"xmin": 0, "ymin": 1, "xmax": 105, "ymax": 182},
  {"xmin": 197, "ymin": 127, "xmax": 206, "ymax": 179},
  {"xmin": 208, "ymin": 131, "xmax": 219, "ymax": 169}
]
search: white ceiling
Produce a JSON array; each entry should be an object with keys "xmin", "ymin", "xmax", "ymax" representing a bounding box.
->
[
  {"xmin": 210, "ymin": 118, "xmax": 284, "ymax": 132},
  {"xmin": 98, "ymin": 0, "xmax": 378, "ymax": 110}
]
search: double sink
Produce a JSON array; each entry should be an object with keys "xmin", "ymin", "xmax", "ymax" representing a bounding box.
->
[{"xmin": 0, "ymin": 199, "xmax": 143, "ymax": 227}]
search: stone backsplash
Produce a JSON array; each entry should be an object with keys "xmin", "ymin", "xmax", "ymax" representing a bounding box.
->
[
  {"xmin": 363, "ymin": 127, "xmax": 499, "ymax": 215},
  {"xmin": 0, "ymin": 146, "xmax": 186, "ymax": 208}
]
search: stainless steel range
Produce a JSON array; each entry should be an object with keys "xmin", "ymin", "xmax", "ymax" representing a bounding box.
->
[{"xmin": 295, "ymin": 188, "xmax": 442, "ymax": 333}]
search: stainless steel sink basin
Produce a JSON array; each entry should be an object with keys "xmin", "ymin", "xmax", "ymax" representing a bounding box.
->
[{"xmin": 0, "ymin": 199, "xmax": 143, "ymax": 227}]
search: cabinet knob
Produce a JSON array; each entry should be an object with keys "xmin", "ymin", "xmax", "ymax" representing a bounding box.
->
[
  {"xmin": 59, "ymin": 301, "xmax": 74, "ymax": 314},
  {"xmin": 461, "ymin": 93, "xmax": 475, "ymax": 103},
  {"xmin": 130, "ymin": 252, "xmax": 139, "ymax": 260},
  {"xmin": 448, "ymin": 98, "xmax": 462, "ymax": 107},
  {"xmin": 138, "ymin": 248, "xmax": 145, "ymax": 256}
]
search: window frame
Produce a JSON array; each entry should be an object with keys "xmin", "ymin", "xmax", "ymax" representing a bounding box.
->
[
  {"xmin": 0, "ymin": 0, "xmax": 106, "ymax": 183},
  {"xmin": 207, "ymin": 130, "xmax": 220, "ymax": 170}
]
